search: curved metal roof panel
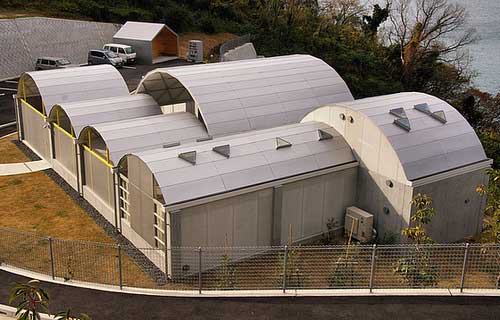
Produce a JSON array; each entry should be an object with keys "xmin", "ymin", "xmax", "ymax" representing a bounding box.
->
[
  {"xmin": 131, "ymin": 121, "xmax": 357, "ymax": 206},
  {"xmin": 304, "ymin": 92, "xmax": 489, "ymax": 183},
  {"xmin": 136, "ymin": 55, "xmax": 354, "ymax": 137},
  {"xmin": 51, "ymin": 94, "xmax": 161, "ymax": 136},
  {"xmin": 19, "ymin": 65, "xmax": 129, "ymax": 114},
  {"xmin": 89, "ymin": 112, "xmax": 209, "ymax": 164}
]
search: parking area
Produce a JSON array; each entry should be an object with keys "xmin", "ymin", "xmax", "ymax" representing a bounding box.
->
[{"xmin": 0, "ymin": 59, "xmax": 193, "ymax": 137}]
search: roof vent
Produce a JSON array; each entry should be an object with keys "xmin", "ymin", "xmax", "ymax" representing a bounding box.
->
[
  {"xmin": 196, "ymin": 136, "xmax": 213, "ymax": 142},
  {"xmin": 431, "ymin": 110, "xmax": 447, "ymax": 124},
  {"xmin": 318, "ymin": 129, "xmax": 333, "ymax": 141},
  {"xmin": 212, "ymin": 144, "xmax": 230, "ymax": 158},
  {"xmin": 178, "ymin": 151, "xmax": 197, "ymax": 165},
  {"xmin": 394, "ymin": 118, "xmax": 411, "ymax": 132},
  {"xmin": 163, "ymin": 142, "xmax": 180, "ymax": 148},
  {"xmin": 414, "ymin": 103, "xmax": 431, "ymax": 114},
  {"xmin": 389, "ymin": 107, "xmax": 407, "ymax": 119},
  {"xmin": 276, "ymin": 137, "xmax": 292, "ymax": 150}
]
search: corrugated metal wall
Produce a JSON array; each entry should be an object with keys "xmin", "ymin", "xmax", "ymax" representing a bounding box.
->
[{"xmin": 0, "ymin": 17, "xmax": 120, "ymax": 80}]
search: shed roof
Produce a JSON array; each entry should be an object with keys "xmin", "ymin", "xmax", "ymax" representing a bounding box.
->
[
  {"xmin": 18, "ymin": 65, "xmax": 129, "ymax": 115},
  {"xmin": 136, "ymin": 54, "xmax": 354, "ymax": 137},
  {"xmin": 50, "ymin": 94, "xmax": 161, "ymax": 136},
  {"xmin": 86, "ymin": 112, "xmax": 209, "ymax": 164},
  {"xmin": 303, "ymin": 92, "xmax": 490, "ymax": 183},
  {"xmin": 113, "ymin": 21, "xmax": 176, "ymax": 41},
  {"xmin": 130, "ymin": 121, "xmax": 357, "ymax": 206}
]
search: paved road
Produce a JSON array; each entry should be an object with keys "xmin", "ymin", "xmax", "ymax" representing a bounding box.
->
[{"xmin": 1, "ymin": 270, "xmax": 500, "ymax": 320}]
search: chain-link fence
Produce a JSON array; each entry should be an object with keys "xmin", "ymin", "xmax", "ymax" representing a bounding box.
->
[{"xmin": 1, "ymin": 227, "xmax": 499, "ymax": 292}]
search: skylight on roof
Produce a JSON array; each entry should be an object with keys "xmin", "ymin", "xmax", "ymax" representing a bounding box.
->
[
  {"xmin": 394, "ymin": 118, "xmax": 411, "ymax": 131},
  {"xmin": 389, "ymin": 107, "xmax": 407, "ymax": 119},
  {"xmin": 178, "ymin": 151, "xmax": 197, "ymax": 165},
  {"xmin": 318, "ymin": 129, "xmax": 333, "ymax": 141},
  {"xmin": 276, "ymin": 137, "xmax": 292, "ymax": 149},
  {"xmin": 212, "ymin": 144, "xmax": 230, "ymax": 158}
]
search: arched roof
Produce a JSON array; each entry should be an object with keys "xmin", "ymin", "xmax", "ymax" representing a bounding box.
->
[
  {"xmin": 49, "ymin": 94, "xmax": 161, "ymax": 137},
  {"xmin": 303, "ymin": 92, "xmax": 490, "ymax": 184},
  {"xmin": 18, "ymin": 65, "xmax": 129, "ymax": 115},
  {"xmin": 136, "ymin": 54, "xmax": 354, "ymax": 137},
  {"xmin": 127, "ymin": 121, "xmax": 357, "ymax": 206},
  {"xmin": 81, "ymin": 112, "xmax": 209, "ymax": 164}
]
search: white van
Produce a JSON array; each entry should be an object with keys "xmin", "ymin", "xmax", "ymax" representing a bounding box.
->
[{"xmin": 103, "ymin": 44, "xmax": 136, "ymax": 64}]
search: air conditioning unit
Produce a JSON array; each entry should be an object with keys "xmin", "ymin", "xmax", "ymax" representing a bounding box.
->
[
  {"xmin": 345, "ymin": 206, "xmax": 374, "ymax": 243},
  {"xmin": 187, "ymin": 40, "xmax": 203, "ymax": 63}
]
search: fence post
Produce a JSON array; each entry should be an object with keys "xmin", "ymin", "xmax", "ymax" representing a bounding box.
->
[
  {"xmin": 282, "ymin": 245, "xmax": 288, "ymax": 293},
  {"xmin": 198, "ymin": 247, "xmax": 202, "ymax": 294},
  {"xmin": 369, "ymin": 244, "xmax": 377, "ymax": 293},
  {"xmin": 48, "ymin": 237, "xmax": 55, "ymax": 280},
  {"xmin": 118, "ymin": 244, "xmax": 123, "ymax": 290},
  {"xmin": 460, "ymin": 243, "xmax": 470, "ymax": 293}
]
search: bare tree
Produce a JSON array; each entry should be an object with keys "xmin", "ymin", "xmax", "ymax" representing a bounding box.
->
[
  {"xmin": 319, "ymin": 0, "xmax": 367, "ymax": 25},
  {"xmin": 387, "ymin": 0, "xmax": 477, "ymax": 83}
]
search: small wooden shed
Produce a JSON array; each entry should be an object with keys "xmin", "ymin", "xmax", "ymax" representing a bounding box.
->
[{"xmin": 113, "ymin": 21, "xmax": 179, "ymax": 65}]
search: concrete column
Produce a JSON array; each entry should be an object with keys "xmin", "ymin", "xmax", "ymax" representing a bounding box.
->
[{"xmin": 272, "ymin": 185, "xmax": 283, "ymax": 246}]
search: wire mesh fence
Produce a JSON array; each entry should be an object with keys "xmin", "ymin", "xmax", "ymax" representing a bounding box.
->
[{"xmin": 1, "ymin": 227, "xmax": 499, "ymax": 292}]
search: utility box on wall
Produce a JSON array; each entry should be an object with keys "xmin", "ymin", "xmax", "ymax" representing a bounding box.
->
[
  {"xmin": 187, "ymin": 40, "xmax": 203, "ymax": 63},
  {"xmin": 345, "ymin": 206, "xmax": 373, "ymax": 243}
]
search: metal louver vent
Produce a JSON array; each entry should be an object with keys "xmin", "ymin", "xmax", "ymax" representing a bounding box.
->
[
  {"xmin": 163, "ymin": 142, "xmax": 180, "ymax": 148},
  {"xmin": 394, "ymin": 118, "xmax": 411, "ymax": 132},
  {"xmin": 178, "ymin": 151, "xmax": 197, "ymax": 165},
  {"xmin": 212, "ymin": 144, "xmax": 230, "ymax": 158},
  {"xmin": 276, "ymin": 137, "xmax": 292, "ymax": 149},
  {"xmin": 389, "ymin": 107, "xmax": 407, "ymax": 119},
  {"xmin": 318, "ymin": 129, "xmax": 333, "ymax": 141},
  {"xmin": 431, "ymin": 110, "xmax": 447, "ymax": 124},
  {"xmin": 414, "ymin": 103, "xmax": 431, "ymax": 114}
]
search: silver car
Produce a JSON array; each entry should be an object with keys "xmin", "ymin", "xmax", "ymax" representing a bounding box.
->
[
  {"xmin": 35, "ymin": 57, "xmax": 78, "ymax": 70},
  {"xmin": 87, "ymin": 49, "xmax": 123, "ymax": 68}
]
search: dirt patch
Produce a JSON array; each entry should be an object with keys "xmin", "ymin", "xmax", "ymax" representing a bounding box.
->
[
  {"xmin": 179, "ymin": 33, "xmax": 238, "ymax": 60},
  {"xmin": 0, "ymin": 134, "xmax": 29, "ymax": 164}
]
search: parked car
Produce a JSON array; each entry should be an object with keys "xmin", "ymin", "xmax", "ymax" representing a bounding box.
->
[
  {"xmin": 35, "ymin": 57, "xmax": 78, "ymax": 70},
  {"xmin": 103, "ymin": 43, "xmax": 136, "ymax": 64},
  {"xmin": 87, "ymin": 50, "xmax": 123, "ymax": 68}
]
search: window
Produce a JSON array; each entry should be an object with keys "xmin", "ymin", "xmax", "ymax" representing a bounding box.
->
[
  {"xmin": 118, "ymin": 48, "xmax": 125, "ymax": 54},
  {"xmin": 119, "ymin": 175, "xmax": 130, "ymax": 224},
  {"xmin": 92, "ymin": 51, "xmax": 103, "ymax": 58},
  {"xmin": 111, "ymin": 47, "xmax": 118, "ymax": 53},
  {"xmin": 153, "ymin": 201, "xmax": 165, "ymax": 250},
  {"xmin": 41, "ymin": 59, "xmax": 49, "ymax": 65},
  {"xmin": 104, "ymin": 46, "xmax": 110, "ymax": 51},
  {"xmin": 125, "ymin": 47, "xmax": 135, "ymax": 54},
  {"xmin": 57, "ymin": 59, "xmax": 71, "ymax": 65},
  {"xmin": 49, "ymin": 60, "xmax": 56, "ymax": 66}
]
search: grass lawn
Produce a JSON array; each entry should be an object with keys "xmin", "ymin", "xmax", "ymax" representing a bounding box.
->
[{"xmin": 0, "ymin": 134, "xmax": 29, "ymax": 164}]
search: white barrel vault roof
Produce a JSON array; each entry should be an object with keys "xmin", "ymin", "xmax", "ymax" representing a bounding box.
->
[
  {"xmin": 303, "ymin": 92, "xmax": 490, "ymax": 184},
  {"xmin": 136, "ymin": 55, "xmax": 354, "ymax": 137},
  {"xmin": 128, "ymin": 121, "xmax": 357, "ymax": 206},
  {"xmin": 18, "ymin": 65, "xmax": 129, "ymax": 115},
  {"xmin": 50, "ymin": 94, "xmax": 161, "ymax": 137},
  {"xmin": 86, "ymin": 112, "xmax": 209, "ymax": 164}
]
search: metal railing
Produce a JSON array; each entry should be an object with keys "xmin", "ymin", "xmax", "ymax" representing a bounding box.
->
[
  {"xmin": 1, "ymin": 227, "xmax": 499, "ymax": 293},
  {"xmin": 219, "ymin": 34, "xmax": 252, "ymax": 61}
]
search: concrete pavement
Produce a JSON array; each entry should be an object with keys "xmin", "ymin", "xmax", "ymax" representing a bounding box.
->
[{"xmin": 0, "ymin": 159, "xmax": 51, "ymax": 176}]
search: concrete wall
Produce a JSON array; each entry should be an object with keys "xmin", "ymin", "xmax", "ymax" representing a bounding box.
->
[
  {"xmin": 0, "ymin": 17, "xmax": 120, "ymax": 80},
  {"xmin": 20, "ymin": 101, "xmax": 51, "ymax": 159},
  {"xmin": 222, "ymin": 43, "xmax": 257, "ymax": 62},
  {"xmin": 414, "ymin": 169, "xmax": 489, "ymax": 243},
  {"xmin": 127, "ymin": 156, "xmax": 155, "ymax": 247},
  {"xmin": 355, "ymin": 167, "xmax": 413, "ymax": 242},
  {"xmin": 279, "ymin": 168, "xmax": 358, "ymax": 244},
  {"xmin": 113, "ymin": 38, "xmax": 152, "ymax": 65}
]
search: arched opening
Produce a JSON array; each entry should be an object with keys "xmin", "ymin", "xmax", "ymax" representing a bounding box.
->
[{"xmin": 17, "ymin": 74, "xmax": 45, "ymax": 115}]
